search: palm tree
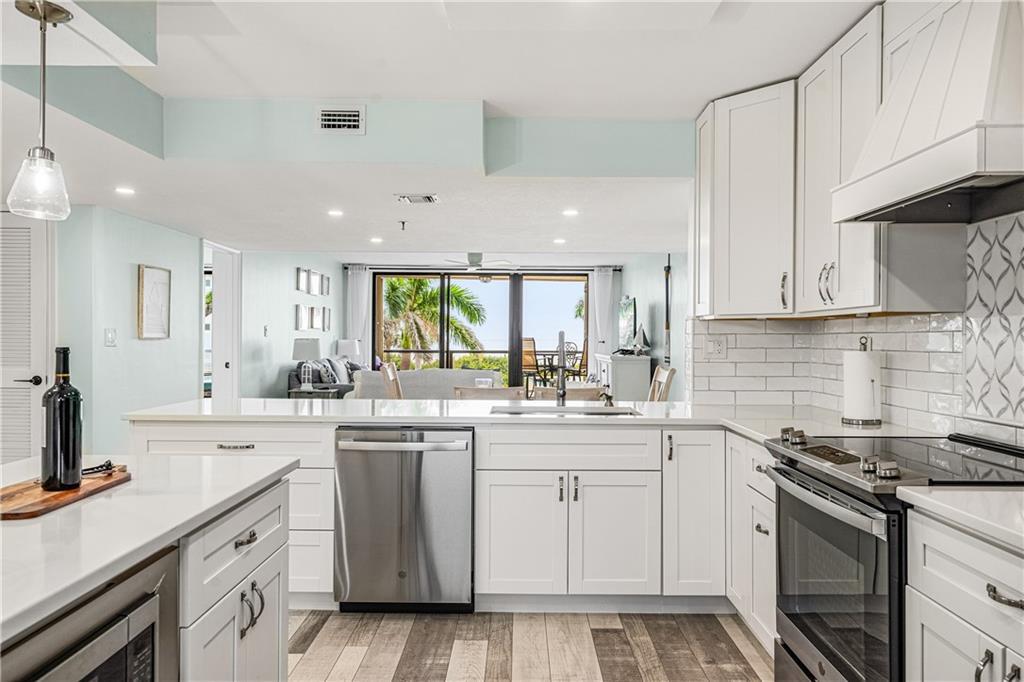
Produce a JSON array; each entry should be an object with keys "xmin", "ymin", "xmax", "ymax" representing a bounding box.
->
[
  {"xmin": 574, "ymin": 296, "xmax": 584, "ymax": 320},
  {"xmin": 381, "ymin": 277, "xmax": 486, "ymax": 369}
]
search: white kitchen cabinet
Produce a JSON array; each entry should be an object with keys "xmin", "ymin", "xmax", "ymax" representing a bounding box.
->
[
  {"xmin": 475, "ymin": 470, "xmax": 568, "ymax": 594},
  {"xmin": 712, "ymin": 81, "xmax": 796, "ymax": 316},
  {"xmin": 906, "ymin": 586, "xmax": 1003, "ymax": 682},
  {"xmin": 593, "ymin": 353, "xmax": 654, "ymax": 401},
  {"xmin": 285, "ymin": 469, "xmax": 334, "ymax": 531},
  {"xmin": 796, "ymin": 7, "xmax": 881, "ymax": 314},
  {"xmin": 725, "ymin": 433, "xmax": 751, "ymax": 617},
  {"xmin": 181, "ymin": 546, "xmax": 288, "ymax": 682},
  {"xmin": 288, "ymin": 530, "xmax": 334, "ymax": 593},
  {"xmin": 663, "ymin": 430, "xmax": 725, "ymax": 595},
  {"xmin": 748, "ymin": 490, "xmax": 777, "ymax": 654},
  {"xmin": 569, "ymin": 471, "xmax": 661, "ymax": 595},
  {"xmin": 693, "ymin": 102, "xmax": 715, "ymax": 317}
]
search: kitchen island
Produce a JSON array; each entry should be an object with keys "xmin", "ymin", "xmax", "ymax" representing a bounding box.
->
[{"xmin": 1, "ymin": 453, "xmax": 299, "ymax": 680}]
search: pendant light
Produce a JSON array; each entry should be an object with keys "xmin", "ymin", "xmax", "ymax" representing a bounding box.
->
[{"xmin": 6, "ymin": 1, "xmax": 73, "ymax": 221}]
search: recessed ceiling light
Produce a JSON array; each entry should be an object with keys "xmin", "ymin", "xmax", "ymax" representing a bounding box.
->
[
  {"xmin": 561, "ymin": 208, "xmax": 579, "ymax": 217},
  {"xmin": 553, "ymin": 238, "xmax": 567, "ymax": 245},
  {"xmin": 327, "ymin": 209, "xmax": 344, "ymax": 217},
  {"xmin": 370, "ymin": 237, "xmax": 383, "ymax": 244},
  {"xmin": 115, "ymin": 187, "xmax": 135, "ymax": 195}
]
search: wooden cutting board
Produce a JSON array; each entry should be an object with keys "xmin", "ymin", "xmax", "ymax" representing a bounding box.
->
[{"xmin": 1, "ymin": 466, "xmax": 131, "ymax": 520}]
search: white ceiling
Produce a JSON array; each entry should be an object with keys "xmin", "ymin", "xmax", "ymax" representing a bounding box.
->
[
  {"xmin": 2, "ymin": 84, "xmax": 690, "ymax": 254},
  {"xmin": 123, "ymin": 1, "xmax": 875, "ymax": 118}
]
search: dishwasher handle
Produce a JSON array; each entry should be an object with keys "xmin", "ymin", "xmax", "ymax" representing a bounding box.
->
[{"xmin": 337, "ymin": 439, "xmax": 469, "ymax": 452}]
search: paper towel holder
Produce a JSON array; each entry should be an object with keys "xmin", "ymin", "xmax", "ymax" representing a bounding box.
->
[{"xmin": 841, "ymin": 336, "xmax": 883, "ymax": 427}]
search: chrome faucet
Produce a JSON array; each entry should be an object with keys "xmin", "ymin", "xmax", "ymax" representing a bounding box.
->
[{"xmin": 555, "ymin": 330, "xmax": 567, "ymax": 407}]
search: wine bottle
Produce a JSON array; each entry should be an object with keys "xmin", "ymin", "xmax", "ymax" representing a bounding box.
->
[{"xmin": 41, "ymin": 347, "xmax": 82, "ymax": 491}]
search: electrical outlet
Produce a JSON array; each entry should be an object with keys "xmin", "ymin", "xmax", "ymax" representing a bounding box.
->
[
  {"xmin": 103, "ymin": 328, "xmax": 118, "ymax": 347},
  {"xmin": 704, "ymin": 335, "xmax": 727, "ymax": 359}
]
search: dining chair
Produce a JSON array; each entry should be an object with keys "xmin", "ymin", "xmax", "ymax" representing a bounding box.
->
[
  {"xmin": 522, "ymin": 337, "xmax": 542, "ymax": 386},
  {"xmin": 568, "ymin": 338, "xmax": 588, "ymax": 379},
  {"xmin": 647, "ymin": 365, "xmax": 676, "ymax": 401},
  {"xmin": 453, "ymin": 386, "xmax": 527, "ymax": 400},
  {"xmin": 380, "ymin": 362, "xmax": 404, "ymax": 399},
  {"xmin": 533, "ymin": 386, "xmax": 605, "ymax": 401}
]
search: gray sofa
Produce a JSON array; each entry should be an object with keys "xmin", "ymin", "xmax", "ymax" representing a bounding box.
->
[
  {"xmin": 346, "ymin": 368, "xmax": 503, "ymax": 399},
  {"xmin": 287, "ymin": 362, "xmax": 354, "ymax": 397}
]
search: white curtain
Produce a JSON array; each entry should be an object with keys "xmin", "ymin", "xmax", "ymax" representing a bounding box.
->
[
  {"xmin": 345, "ymin": 265, "xmax": 372, "ymax": 366},
  {"xmin": 588, "ymin": 266, "xmax": 616, "ymax": 374}
]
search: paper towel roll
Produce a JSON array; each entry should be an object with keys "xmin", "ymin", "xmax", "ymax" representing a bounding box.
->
[{"xmin": 843, "ymin": 350, "xmax": 883, "ymax": 425}]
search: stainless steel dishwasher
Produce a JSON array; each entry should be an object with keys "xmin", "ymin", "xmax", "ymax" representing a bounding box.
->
[{"xmin": 334, "ymin": 426, "xmax": 473, "ymax": 612}]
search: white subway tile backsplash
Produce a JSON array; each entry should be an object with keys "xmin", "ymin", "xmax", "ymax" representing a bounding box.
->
[
  {"xmin": 929, "ymin": 353, "xmax": 963, "ymax": 374},
  {"xmin": 726, "ymin": 348, "xmax": 767, "ymax": 362},
  {"xmin": 735, "ymin": 391, "xmax": 793, "ymax": 405},
  {"xmin": 907, "ymin": 410, "xmax": 956, "ymax": 435},
  {"xmin": 694, "ymin": 363, "xmax": 736, "ymax": 376},
  {"xmin": 814, "ymin": 393, "xmax": 841, "ymax": 411},
  {"xmin": 929, "ymin": 313, "xmax": 963, "ymax": 332},
  {"xmin": 886, "ymin": 352, "xmax": 930, "ymax": 371},
  {"xmin": 886, "ymin": 315, "xmax": 930, "ymax": 332},
  {"xmin": 693, "ymin": 391, "xmax": 736, "ymax": 405},
  {"xmin": 736, "ymin": 363, "xmax": 793, "ymax": 376},
  {"xmin": 905, "ymin": 371, "xmax": 954, "ymax": 394},
  {"xmin": 824, "ymin": 319, "xmax": 853, "ymax": 333},
  {"xmin": 884, "ymin": 387, "xmax": 929, "ymax": 410},
  {"xmin": 735, "ymin": 334, "xmax": 794, "ymax": 348},
  {"xmin": 810, "ymin": 363, "xmax": 839, "ymax": 379},
  {"xmin": 766, "ymin": 377, "xmax": 816, "ymax": 391},
  {"xmin": 907, "ymin": 332, "xmax": 953, "ymax": 352},
  {"xmin": 710, "ymin": 377, "xmax": 767, "ymax": 391},
  {"xmin": 852, "ymin": 317, "xmax": 887, "ymax": 332},
  {"xmin": 709, "ymin": 320, "xmax": 765, "ymax": 334},
  {"xmin": 928, "ymin": 393, "xmax": 963, "ymax": 416},
  {"xmin": 881, "ymin": 369, "xmax": 906, "ymax": 387},
  {"xmin": 871, "ymin": 334, "xmax": 908, "ymax": 351},
  {"xmin": 766, "ymin": 348, "xmax": 815, "ymax": 362},
  {"xmin": 882, "ymin": 404, "xmax": 909, "ymax": 426}
]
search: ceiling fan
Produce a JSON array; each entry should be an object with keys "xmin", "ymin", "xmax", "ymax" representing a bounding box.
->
[{"xmin": 444, "ymin": 252, "xmax": 519, "ymax": 272}]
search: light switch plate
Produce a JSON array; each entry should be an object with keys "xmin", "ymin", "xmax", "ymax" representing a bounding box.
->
[
  {"xmin": 704, "ymin": 335, "xmax": 727, "ymax": 359},
  {"xmin": 103, "ymin": 328, "xmax": 118, "ymax": 347}
]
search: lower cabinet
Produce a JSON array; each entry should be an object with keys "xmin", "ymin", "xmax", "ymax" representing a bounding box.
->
[
  {"xmin": 475, "ymin": 469, "xmax": 661, "ymax": 595},
  {"xmin": 748, "ymin": 490, "xmax": 777, "ymax": 653},
  {"xmin": 181, "ymin": 545, "xmax": 288, "ymax": 682},
  {"xmin": 725, "ymin": 433, "xmax": 751, "ymax": 616},
  {"xmin": 288, "ymin": 530, "xmax": 334, "ymax": 593},
  {"xmin": 906, "ymin": 587, "xmax": 1007, "ymax": 682}
]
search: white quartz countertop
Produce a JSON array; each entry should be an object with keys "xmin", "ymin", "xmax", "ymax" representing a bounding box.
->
[
  {"xmin": 0, "ymin": 454, "xmax": 299, "ymax": 643},
  {"xmin": 124, "ymin": 398, "xmax": 936, "ymax": 443},
  {"xmin": 897, "ymin": 485, "xmax": 1024, "ymax": 553}
]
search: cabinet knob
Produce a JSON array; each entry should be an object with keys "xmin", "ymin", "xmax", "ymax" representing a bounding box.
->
[
  {"xmin": 1004, "ymin": 665, "xmax": 1021, "ymax": 682},
  {"xmin": 754, "ymin": 523, "xmax": 770, "ymax": 536}
]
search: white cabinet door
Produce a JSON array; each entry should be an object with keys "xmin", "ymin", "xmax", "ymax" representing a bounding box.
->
[
  {"xmin": 663, "ymin": 431, "xmax": 725, "ymax": 596},
  {"xmin": 285, "ymin": 469, "xmax": 334, "ymax": 531},
  {"xmin": 725, "ymin": 434, "xmax": 751, "ymax": 618},
  {"xmin": 288, "ymin": 530, "xmax": 333, "ymax": 593},
  {"xmin": 906, "ymin": 587, "xmax": 1003, "ymax": 682},
  {"xmin": 1005, "ymin": 649, "xmax": 1023, "ymax": 682},
  {"xmin": 241, "ymin": 546, "xmax": 288, "ymax": 682},
  {"xmin": 180, "ymin": 577, "xmax": 245, "ymax": 681},
  {"xmin": 693, "ymin": 102, "xmax": 715, "ymax": 317},
  {"xmin": 569, "ymin": 471, "xmax": 661, "ymax": 595},
  {"xmin": 475, "ymin": 470, "xmax": 568, "ymax": 594},
  {"xmin": 748, "ymin": 490, "xmax": 776, "ymax": 654},
  {"xmin": 713, "ymin": 81, "xmax": 795, "ymax": 316},
  {"xmin": 830, "ymin": 6, "xmax": 881, "ymax": 310},
  {"xmin": 795, "ymin": 49, "xmax": 836, "ymax": 314}
]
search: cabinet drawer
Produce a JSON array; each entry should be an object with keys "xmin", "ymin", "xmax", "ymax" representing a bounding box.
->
[
  {"xmin": 746, "ymin": 442, "xmax": 775, "ymax": 502},
  {"xmin": 286, "ymin": 469, "xmax": 334, "ymax": 531},
  {"xmin": 180, "ymin": 481, "xmax": 289, "ymax": 625},
  {"xmin": 908, "ymin": 510, "xmax": 1024, "ymax": 655},
  {"xmin": 476, "ymin": 428, "xmax": 661, "ymax": 470},
  {"xmin": 289, "ymin": 530, "xmax": 334, "ymax": 593},
  {"xmin": 137, "ymin": 425, "xmax": 333, "ymax": 468}
]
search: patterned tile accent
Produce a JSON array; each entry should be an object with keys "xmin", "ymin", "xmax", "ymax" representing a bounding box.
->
[{"xmin": 964, "ymin": 212, "xmax": 1024, "ymax": 425}]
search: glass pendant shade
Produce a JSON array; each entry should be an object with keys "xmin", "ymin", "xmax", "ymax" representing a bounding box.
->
[{"xmin": 6, "ymin": 149, "xmax": 70, "ymax": 221}]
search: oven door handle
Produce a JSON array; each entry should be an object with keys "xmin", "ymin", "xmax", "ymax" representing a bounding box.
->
[{"xmin": 766, "ymin": 467, "xmax": 888, "ymax": 539}]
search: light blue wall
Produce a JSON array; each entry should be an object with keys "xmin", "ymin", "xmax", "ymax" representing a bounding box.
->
[
  {"xmin": 55, "ymin": 207, "xmax": 201, "ymax": 454},
  {"xmin": 485, "ymin": 117, "xmax": 694, "ymax": 177},
  {"xmin": 165, "ymin": 99, "xmax": 485, "ymax": 167},
  {"xmin": 2, "ymin": 66, "xmax": 164, "ymax": 157},
  {"xmin": 619, "ymin": 252, "xmax": 688, "ymax": 400},
  {"xmin": 240, "ymin": 252, "xmax": 345, "ymax": 398}
]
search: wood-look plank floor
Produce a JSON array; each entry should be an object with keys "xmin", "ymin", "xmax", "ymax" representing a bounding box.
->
[{"xmin": 288, "ymin": 612, "xmax": 773, "ymax": 682}]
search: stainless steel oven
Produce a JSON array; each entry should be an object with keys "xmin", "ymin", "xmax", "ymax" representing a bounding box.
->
[
  {"xmin": 769, "ymin": 465, "xmax": 901, "ymax": 681},
  {"xmin": 1, "ymin": 546, "xmax": 178, "ymax": 682}
]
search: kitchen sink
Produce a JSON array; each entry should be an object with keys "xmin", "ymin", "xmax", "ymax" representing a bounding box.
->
[{"xmin": 489, "ymin": 405, "xmax": 643, "ymax": 417}]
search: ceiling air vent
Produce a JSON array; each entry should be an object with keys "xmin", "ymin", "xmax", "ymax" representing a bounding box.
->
[
  {"xmin": 315, "ymin": 105, "xmax": 365, "ymax": 135},
  {"xmin": 395, "ymin": 194, "xmax": 439, "ymax": 204}
]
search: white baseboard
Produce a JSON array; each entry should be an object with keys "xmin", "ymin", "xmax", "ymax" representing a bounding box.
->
[
  {"xmin": 474, "ymin": 594, "xmax": 735, "ymax": 614},
  {"xmin": 290, "ymin": 592, "xmax": 337, "ymax": 611}
]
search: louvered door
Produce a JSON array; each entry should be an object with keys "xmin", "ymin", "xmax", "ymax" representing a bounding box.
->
[{"xmin": 0, "ymin": 219, "xmax": 49, "ymax": 463}]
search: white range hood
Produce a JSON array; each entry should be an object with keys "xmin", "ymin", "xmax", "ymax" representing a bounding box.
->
[{"xmin": 832, "ymin": 0, "xmax": 1024, "ymax": 224}]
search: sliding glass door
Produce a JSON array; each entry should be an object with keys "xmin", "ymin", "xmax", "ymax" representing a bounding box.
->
[
  {"xmin": 374, "ymin": 274, "xmax": 442, "ymax": 370},
  {"xmin": 446, "ymin": 275, "xmax": 510, "ymax": 386}
]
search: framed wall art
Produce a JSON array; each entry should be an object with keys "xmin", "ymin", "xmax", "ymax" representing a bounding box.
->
[{"xmin": 138, "ymin": 265, "xmax": 171, "ymax": 339}]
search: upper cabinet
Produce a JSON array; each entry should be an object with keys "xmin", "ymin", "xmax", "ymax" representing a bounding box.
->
[
  {"xmin": 796, "ymin": 8, "xmax": 881, "ymax": 314},
  {"xmin": 711, "ymin": 81, "xmax": 796, "ymax": 316}
]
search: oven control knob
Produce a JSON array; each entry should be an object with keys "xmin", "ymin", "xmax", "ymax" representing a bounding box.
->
[
  {"xmin": 876, "ymin": 461, "xmax": 900, "ymax": 479},
  {"xmin": 860, "ymin": 456, "xmax": 879, "ymax": 473},
  {"xmin": 789, "ymin": 430, "xmax": 807, "ymax": 445},
  {"xmin": 780, "ymin": 427, "xmax": 795, "ymax": 442}
]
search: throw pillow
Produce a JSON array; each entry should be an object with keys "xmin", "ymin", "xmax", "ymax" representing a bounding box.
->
[
  {"xmin": 325, "ymin": 358, "xmax": 350, "ymax": 383},
  {"xmin": 318, "ymin": 358, "xmax": 340, "ymax": 384},
  {"xmin": 346, "ymin": 359, "xmax": 369, "ymax": 375}
]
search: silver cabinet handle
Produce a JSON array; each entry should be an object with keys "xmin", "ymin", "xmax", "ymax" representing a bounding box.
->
[
  {"xmin": 825, "ymin": 262, "xmax": 836, "ymax": 303},
  {"xmin": 780, "ymin": 272, "xmax": 789, "ymax": 309},
  {"xmin": 240, "ymin": 591, "xmax": 257, "ymax": 639},
  {"xmin": 987, "ymin": 583, "xmax": 1024, "ymax": 610},
  {"xmin": 558, "ymin": 476, "xmax": 564, "ymax": 502},
  {"xmin": 816, "ymin": 264, "xmax": 828, "ymax": 304},
  {"xmin": 234, "ymin": 529, "xmax": 258, "ymax": 550},
  {"xmin": 218, "ymin": 443, "xmax": 255, "ymax": 450},
  {"xmin": 251, "ymin": 581, "xmax": 266, "ymax": 626},
  {"xmin": 976, "ymin": 650, "xmax": 994, "ymax": 682},
  {"xmin": 754, "ymin": 464, "xmax": 768, "ymax": 474},
  {"xmin": 337, "ymin": 440, "xmax": 468, "ymax": 452},
  {"xmin": 1005, "ymin": 665, "xmax": 1021, "ymax": 682},
  {"xmin": 573, "ymin": 475, "xmax": 579, "ymax": 502},
  {"xmin": 754, "ymin": 523, "xmax": 770, "ymax": 536},
  {"xmin": 667, "ymin": 435, "xmax": 674, "ymax": 461}
]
